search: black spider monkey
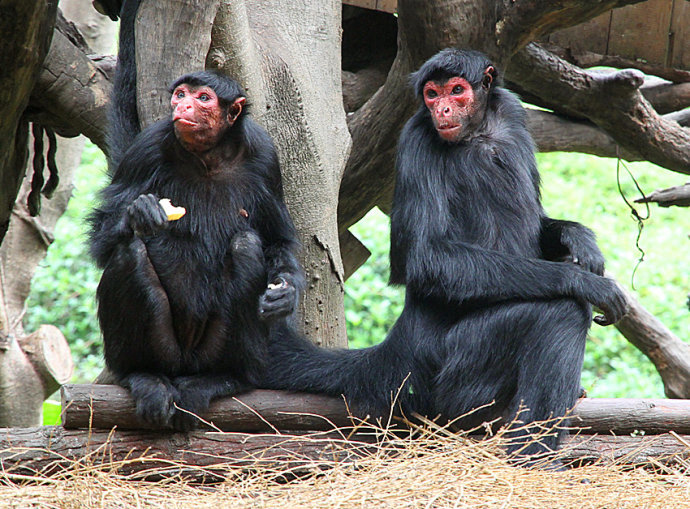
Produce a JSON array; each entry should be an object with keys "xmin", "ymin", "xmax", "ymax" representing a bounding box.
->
[
  {"xmin": 89, "ymin": 0, "xmax": 304, "ymax": 430},
  {"xmin": 265, "ymin": 49, "xmax": 628, "ymax": 463}
]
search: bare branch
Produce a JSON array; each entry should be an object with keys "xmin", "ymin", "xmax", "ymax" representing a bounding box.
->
[
  {"xmin": 642, "ymin": 82, "xmax": 690, "ymax": 114},
  {"xmin": 635, "ymin": 183, "xmax": 690, "ymax": 208},
  {"xmin": 509, "ymin": 43, "xmax": 690, "ymax": 175},
  {"xmin": 545, "ymin": 44, "xmax": 690, "ymax": 84},
  {"xmin": 526, "ymin": 109, "xmax": 640, "ymax": 160},
  {"xmin": 615, "ymin": 286, "xmax": 690, "ymax": 399}
]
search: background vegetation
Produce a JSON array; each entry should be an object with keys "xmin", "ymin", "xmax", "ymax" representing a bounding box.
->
[{"xmin": 25, "ymin": 142, "xmax": 689, "ymax": 400}]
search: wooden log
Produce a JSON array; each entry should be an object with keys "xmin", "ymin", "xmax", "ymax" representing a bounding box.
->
[
  {"xmin": 62, "ymin": 385, "xmax": 690, "ymax": 436},
  {"xmin": 61, "ymin": 384, "xmax": 355, "ymax": 432},
  {"xmin": 0, "ymin": 426, "xmax": 378, "ymax": 482},
  {"xmin": 574, "ymin": 398, "xmax": 690, "ymax": 434},
  {"xmin": 1, "ymin": 425, "xmax": 690, "ymax": 482}
]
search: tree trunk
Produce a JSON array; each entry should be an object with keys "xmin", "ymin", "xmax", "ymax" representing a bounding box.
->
[
  {"xmin": 0, "ymin": 0, "xmax": 58, "ymax": 242},
  {"xmin": 206, "ymin": 1, "xmax": 352, "ymax": 346},
  {"xmin": 0, "ymin": 0, "xmax": 115, "ymax": 426}
]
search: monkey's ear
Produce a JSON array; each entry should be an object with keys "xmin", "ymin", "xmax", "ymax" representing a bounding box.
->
[
  {"xmin": 229, "ymin": 97, "xmax": 246, "ymax": 124},
  {"xmin": 482, "ymin": 66, "xmax": 496, "ymax": 89}
]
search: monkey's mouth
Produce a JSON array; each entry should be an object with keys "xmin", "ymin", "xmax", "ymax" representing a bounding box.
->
[
  {"xmin": 437, "ymin": 125, "xmax": 462, "ymax": 139},
  {"xmin": 173, "ymin": 117, "xmax": 199, "ymax": 127}
]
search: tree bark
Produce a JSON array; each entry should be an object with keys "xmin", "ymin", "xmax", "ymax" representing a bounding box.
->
[
  {"xmin": 231, "ymin": 1, "xmax": 352, "ymax": 347},
  {"xmin": 135, "ymin": 0, "xmax": 218, "ymax": 126},
  {"xmin": 0, "ymin": 0, "xmax": 58, "ymax": 243}
]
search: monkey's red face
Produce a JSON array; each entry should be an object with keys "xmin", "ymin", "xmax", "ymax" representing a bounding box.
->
[
  {"xmin": 170, "ymin": 84, "xmax": 245, "ymax": 154},
  {"xmin": 423, "ymin": 77, "xmax": 476, "ymax": 143}
]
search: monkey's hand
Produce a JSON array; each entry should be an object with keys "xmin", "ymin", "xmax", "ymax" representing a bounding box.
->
[
  {"xmin": 557, "ymin": 225, "xmax": 605, "ymax": 276},
  {"xmin": 259, "ymin": 274, "xmax": 297, "ymax": 320},
  {"xmin": 577, "ymin": 272, "xmax": 629, "ymax": 326},
  {"xmin": 127, "ymin": 193, "xmax": 170, "ymax": 237}
]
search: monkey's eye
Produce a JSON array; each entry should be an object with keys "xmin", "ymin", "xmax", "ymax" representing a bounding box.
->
[
  {"xmin": 451, "ymin": 85, "xmax": 464, "ymax": 94},
  {"xmin": 426, "ymin": 90, "xmax": 438, "ymax": 99},
  {"xmin": 199, "ymin": 93, "xmax": 210, "ymax": 102},
  {"xmin": 175, "ymin": 91, "xmax": 185, "ymax": 99}
]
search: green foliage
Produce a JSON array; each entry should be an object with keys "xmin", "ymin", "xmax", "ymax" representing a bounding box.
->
[
  {"xmin": 23, "ymin": 143, "xmax": 107, "ymax": 383},
  {"xmin": 345, "ymin": 209, "xmax": 404, "ymax": 349},
  {"xmin": 538, "ymin": 153, "xmax": 689, "ymax": 398},
  {"xmin": 42, "ymin": 400, "xmax": 61, "ymax": 425},
  {"xmin": 346, "ymin": 153, "xmax": 689, "ymax": 398}
]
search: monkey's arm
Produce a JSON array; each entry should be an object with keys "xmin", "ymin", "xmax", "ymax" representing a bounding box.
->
[{"xmin": 390, "ymin": 144, "xmax": 627, "ymax": 325}]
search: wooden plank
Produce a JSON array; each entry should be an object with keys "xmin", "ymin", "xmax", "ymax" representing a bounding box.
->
[
  {"xmin": 376, "ymin": 0, "xmax": 397, "ymax": 13},
  {"xmin": 670, "ymin": 0, "xmax": 690, "ymax": 69},
  {"xmin": 608, "ymin": 0, "xmax": 673, "ymax": 66},
  {"xmin": 547, "ymin": 12, "xmax": 612, "ymax": 55}
]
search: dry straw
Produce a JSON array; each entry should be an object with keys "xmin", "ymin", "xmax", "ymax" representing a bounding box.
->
[{"xmin": 2, "ymin": 415, "xmax": 690, "ymax": 509}]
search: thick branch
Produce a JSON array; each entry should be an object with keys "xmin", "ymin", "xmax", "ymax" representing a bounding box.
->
[
  {"xmin": 635, "ymin": 183, "xmax": 690, "ymax": 208},
  {"xmin": 509, "ymin": 43, "xmax": 690, "ymax": 174},
  {"xmin": 526, "ymin": 109, "xmax": 640, "ymax": 160},
  {"xmin": 0, "ymin": 0, "xmax": 58, "ymax": 243},
  {"xmin": 615, "ymin": 287, "xmax": 690, "ymax": 399},
  {"xmin": 496, "ymin": 0, "xmax": 646, "ymax": 51},
  {"xmin": 30, "ymin": 14, "xmax": 111, "ymax": 153},
  {"xmin": 545, "ymin": 45, "xmax": 690, "ymax": 84}
]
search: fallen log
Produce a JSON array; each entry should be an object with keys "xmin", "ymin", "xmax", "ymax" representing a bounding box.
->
[
  {"xmin": 62, "ymin": 385, "xmax": 690, "ymax": 435},
  {"xmin": 0, "ymin": 426, "xmax": 378, "ymax": 482},
  {"xmin": 1, "ymin": 425, "xmax": 690, "ymax": 482}
]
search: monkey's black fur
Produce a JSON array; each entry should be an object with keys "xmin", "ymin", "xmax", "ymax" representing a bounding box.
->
[
  {"xmin": 89, "ymin": 0, "xmax": 304, "ymax": 430},
  {"xmin": 265, "ymin": 49, "xmax": 627, "ymax": 462}
]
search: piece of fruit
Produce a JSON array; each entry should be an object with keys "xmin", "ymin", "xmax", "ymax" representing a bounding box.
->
[{"xmin": 159, "ymin": 198, "xmax": 186, "ymax": 221}]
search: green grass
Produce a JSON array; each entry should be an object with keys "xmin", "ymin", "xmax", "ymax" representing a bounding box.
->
[
  {"xmin": 42, "ymin": 400, "xmax": 62, "ymax": 426},
  {"xmin": 23, "ymin": 144, "xmax": 690, "ymax": 398}
]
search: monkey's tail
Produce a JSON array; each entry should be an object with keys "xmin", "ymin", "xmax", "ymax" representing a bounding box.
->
[
  {"xmin": 265, "ymin": 324, "xmax": 415, "ymax": 419},
  {"xmin": 107, "ymin": 0, "xmax": 142, "ymax": 171}
]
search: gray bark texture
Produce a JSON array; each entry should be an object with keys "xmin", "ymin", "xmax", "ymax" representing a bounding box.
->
[{"xmin": 210, "ymin": 0, "xmax": 352, "ymax": 346}]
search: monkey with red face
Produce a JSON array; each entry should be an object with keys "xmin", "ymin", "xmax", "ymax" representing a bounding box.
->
[
  {"xmin": 264, "ymin": 48, "xmax": 628, "ymax": 467},
  {"xmin": 89, "ymin": 0, "xmax": 303, "ymax": 431}
]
